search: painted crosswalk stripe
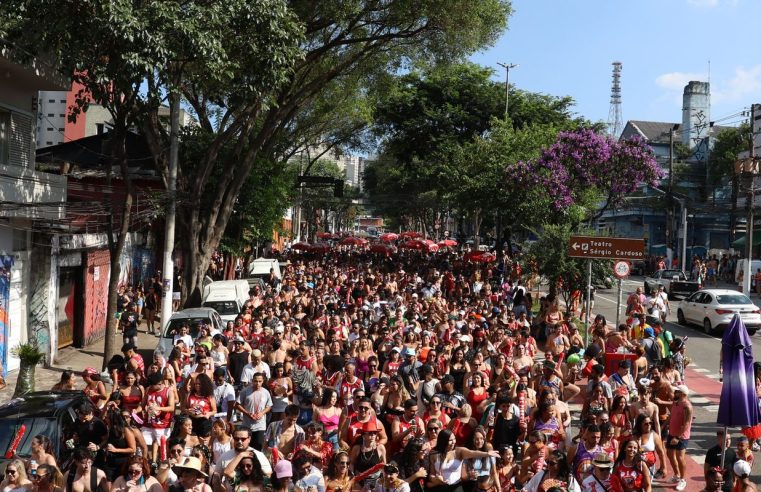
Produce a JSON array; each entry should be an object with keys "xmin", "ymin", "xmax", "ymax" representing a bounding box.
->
[
  {"xmin": 705, "ymin": 405, "xmax": 720, "ymax": 413},
  {"xmin": 691, "ymin": 396, "xmax": 711, "ymax": 404},
  {"xmin": 692, "ymin": 367, "xmax": 710, "ymax": 373},
  {"xmin": 690, "ymin": 454, "xmax": 706, "ymax": 465}
]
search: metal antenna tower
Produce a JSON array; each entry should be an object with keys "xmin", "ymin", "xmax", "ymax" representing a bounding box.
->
[{"xmin": 607, "ymin": 61, "xmax": 623, "ymax": 138}]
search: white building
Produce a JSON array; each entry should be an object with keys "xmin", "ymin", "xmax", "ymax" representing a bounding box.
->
[{"xmin": 0, "ymin": 48, "xmax": 68, "ymax": 375}]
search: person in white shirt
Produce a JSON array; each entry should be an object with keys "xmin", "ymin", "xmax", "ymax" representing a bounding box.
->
[
  {"xmin": 173, "ymin": 324, "xmax": 194, "ymax": 350},
  {"xmin": 213, "ymin": 368, "xmax": 236, "ymax": 421},
  {"xmin": 212, "ymin": 427, "xmax": 272, "ymax": 491}
]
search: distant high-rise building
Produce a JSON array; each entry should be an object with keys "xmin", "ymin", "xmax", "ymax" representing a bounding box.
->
[{"xmin": 338, "ymin": 154, "xmax": 366, "ymax": 191}]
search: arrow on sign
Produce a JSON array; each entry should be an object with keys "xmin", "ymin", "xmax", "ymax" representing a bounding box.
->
[{"xmin": 572, "ymin": 242, "xmax": 580, "ymax": 251}]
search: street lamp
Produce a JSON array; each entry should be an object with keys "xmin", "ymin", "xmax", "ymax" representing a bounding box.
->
[{"xmin": 496, "ymin": 62, "xmax": 518, "ymax": 118}]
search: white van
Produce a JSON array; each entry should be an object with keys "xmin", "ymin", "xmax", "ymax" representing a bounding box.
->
[
  {"xmin": 249, "ymin": 258, "xmax": 281, "ymax": 290},
  {"xmin": 201, "ymin": 279, "xmax": 250, "ymax": 323}
]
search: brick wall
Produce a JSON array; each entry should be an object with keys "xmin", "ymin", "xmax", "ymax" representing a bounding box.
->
[{"xmin": 84, "ymin": 249, "xmax": 110, "ymax": 345}]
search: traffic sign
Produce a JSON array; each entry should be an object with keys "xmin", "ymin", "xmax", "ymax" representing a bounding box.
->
[
  {"xmin": 613, "ymin": 261, "xmax": 630, "ymax": 278},
  {"xmin": 568, "ymin": 235, "xmax": 645, "ymax": 260}
]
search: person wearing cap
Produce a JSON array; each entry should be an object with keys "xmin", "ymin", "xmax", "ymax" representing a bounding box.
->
[
  {"xmin": 435, "ymin": 374, "xmax": 466, "ymax": 419},
  {"xmin": 398, "ymin": 347, "xmax": 422, "ymax": 395},
  {"xmin": 580, "ymin": 452, "xmax": 613, "ymax": 492},
  {"xmin": 272, "ymin": 459, "xmax": 293, "ymax": 492},
  {"xmin": 733, "ymin": 460, "xmax": 756, "ymax": 492},
  {"xmin": 641, "ymin": 327, "xmax": 662, "ymax": 368},
  {"xmin": 665, "ymin": 384, "xmax": 692, "ymax": 491}
]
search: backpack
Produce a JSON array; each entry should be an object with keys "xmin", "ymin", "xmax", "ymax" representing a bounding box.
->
[
  {"xmin": 643, "ymin": 338, "xmax": 662, "ymax": 365},
  {"xmin": 291, "ymin": 367, "xmax": 316, "ymax": 401}
]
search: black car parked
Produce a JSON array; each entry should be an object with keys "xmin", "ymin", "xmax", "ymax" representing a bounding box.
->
[{"xmin": 0, "ymin": 391, "xmax": 88, "ymax": 464}]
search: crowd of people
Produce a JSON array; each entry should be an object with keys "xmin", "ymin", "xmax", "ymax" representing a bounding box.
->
[{"xmin": 9, "ymin": 247, "xmax": 755, "ymax": 492}]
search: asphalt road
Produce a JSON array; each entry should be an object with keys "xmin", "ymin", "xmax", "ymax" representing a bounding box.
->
[{"xmin": 590, "ymin": 275, "xmax": 761, "ymax": 485}]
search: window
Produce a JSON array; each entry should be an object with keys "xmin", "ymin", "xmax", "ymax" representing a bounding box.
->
[
  {"xmin": 46, "ymin": 127, "xmax": 53, "ymax": 131},
  {"xmin": 48, "ymin": 99, "xmax": 55, "ymax": 103},
  {"xmin": 0, "ymin": 111, "xmax": 9, "ymax": 165},
  {"xmin": 47, "ymin": 113, "xmax": 54, "ymax": 117},
  {"xmin": 58, "ymin": 128, "xmax": 64, "ymax": 132},
  {"xmin": 46, "ymin": 141, "xmax": 53, "ymax": 146}
]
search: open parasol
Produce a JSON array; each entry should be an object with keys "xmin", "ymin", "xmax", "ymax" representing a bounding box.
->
[{"xmin": 290, "ymin": 242, "xmax": 311, "ymax": 251}]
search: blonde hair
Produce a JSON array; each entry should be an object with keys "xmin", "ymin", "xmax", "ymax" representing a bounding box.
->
[
  {"xmin": 4, "ymin": 459, "xmax": 29, "ymax": 485},
  {"xmin": 459, "ymin": 403, "xmax": 473, "ymax": 418}
]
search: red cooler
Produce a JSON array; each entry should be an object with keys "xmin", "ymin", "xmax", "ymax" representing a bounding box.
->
[{"xmin": 604, "ymin": 352, "xmax": 638, "ymax": 376}]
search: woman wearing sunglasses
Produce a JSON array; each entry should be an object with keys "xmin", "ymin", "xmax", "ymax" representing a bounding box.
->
[
  {"xmin": 111, "ymin": 457, "xmax": 162, "ymax": 492},
  {"xmin": 325, "ymin": 453, "xmax": 354, "ymax": 492},
  {"xmin": 1, "ymin": 459, "xmax": 31, "ymax": 492},
  {"xmin": 30, "ymin": 464, "xmax": 63, "ymax": 492}
]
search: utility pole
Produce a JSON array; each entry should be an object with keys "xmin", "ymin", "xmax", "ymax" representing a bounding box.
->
[
  {"xmin": 743, "ymin": 105, "xmax": 758, "ymax": 294},
  {"xmin": 160, "ymin": 90, "xmax": 180, "ymax": 333},
  {"xmin": 667, "ymin": 129, "xmax": 675, "ymax": 267},
  {"xmin": 496, "ymin": 62, "xmax": 517, "ymax": 254}
]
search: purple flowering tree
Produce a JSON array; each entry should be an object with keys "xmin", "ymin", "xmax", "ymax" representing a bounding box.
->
[{"xmin": 510, "ymin": 128, "xmax": 664, "ymax": 220}]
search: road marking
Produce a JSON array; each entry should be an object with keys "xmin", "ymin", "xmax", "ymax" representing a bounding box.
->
[
  {"xmin": 691, "ymin": 454, "xmax": 706, "ymax": 465},
  {"xmin": 705, "ymin": 404, "xmax": 720, "ymax": 413},
  {"xmin": 706, "ymin": 374, "xmax": 722, "ymax": 380},
  {"xmin": 692, "ymin": 367, "xmax": 710, "ymax": 373},
  {"xmin": 691, "ymin": 396, "xmax": 711, "ymax": 404}
]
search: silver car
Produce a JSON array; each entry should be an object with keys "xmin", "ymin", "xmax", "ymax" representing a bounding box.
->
[
  {"xmin": 677, "ymin": 289, "xmax": 760, "ymax": 335},
  {"xmin": 155, "ymin": 307, "xmax": 224, "ymax": 356}
]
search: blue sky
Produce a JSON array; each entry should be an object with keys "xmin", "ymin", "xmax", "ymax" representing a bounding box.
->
[{"xmin": 471, "ymin": 0, "xmax": 757, "ymax": 130}]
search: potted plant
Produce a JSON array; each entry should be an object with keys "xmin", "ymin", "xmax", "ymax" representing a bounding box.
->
[{"xmin": 12, "ymin": 341, "xmax": 45, "ymax": 397}]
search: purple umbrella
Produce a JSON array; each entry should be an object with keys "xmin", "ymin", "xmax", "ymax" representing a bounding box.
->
[{"xmin": 717, "ymin": 314, "xmax": 761, "ymax": 468}]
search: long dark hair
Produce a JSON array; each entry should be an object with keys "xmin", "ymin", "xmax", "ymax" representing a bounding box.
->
[
  {"xmin": 234, "ymin": 455, "xmax": 263, "ymax": 485},
  {"xmin": 193, "ymin": 373, "xmax": 214, "ymax": 398},
  {"xmin": 326, "ymin": 452, "xmax": 352, "ymax": 480},
  {"xmin": 107, "ymin": 408, "xmax": 128, "ymax": 441},
  {"xmin": 614, "ymin": 439, "xmax": 641, "ymax": 468},
  {"xmin": 320, "ymin": 387, "xmax": 337, "ymax": 407},
  {"xmin": 400, "ymin": 438, "xmax": 425, "ymax": 479},
  {"xmin": 632, "ymin": 414, "xmax": 650, "ymax": 438},
  {"xmin": 434, "ymin": 429, "xmax": 455, "ymax": 455}
]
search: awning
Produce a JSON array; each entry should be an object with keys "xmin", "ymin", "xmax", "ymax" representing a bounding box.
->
[{"xmin": 732, "ymin": 234, "xmax": 761, "ymax": 248}]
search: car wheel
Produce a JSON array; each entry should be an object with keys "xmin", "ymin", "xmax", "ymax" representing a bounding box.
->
[
  {"xmin": 703, "ymin": 318, "xmax": 713, "ymax": 335},
  {"xmin": 677, "ymin": 309, "xmax": 686, "ymax": 325},
  {"xmin": 749, "ymin": 330, "xmax": 757, "ymax": 336}
]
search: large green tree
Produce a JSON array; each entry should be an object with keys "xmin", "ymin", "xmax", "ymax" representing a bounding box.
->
[
  {"xmin": 140, "ymin": 1, "xmax": 512, "ymax": 305},
  {"xmin": 0, "ymin": 0, "xmax": 299, "ymax": 365}
]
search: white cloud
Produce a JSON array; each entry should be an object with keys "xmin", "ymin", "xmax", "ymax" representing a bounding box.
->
[
  {"xmin": 712, "ymin": 65, "xmax": 761, "ymax": 104},
  {"xmin": 655, "ymin": 72, "xmax": 707, "ymax": 91}
]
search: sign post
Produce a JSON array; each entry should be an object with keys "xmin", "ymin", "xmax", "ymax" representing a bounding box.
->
[
  {"xmin": 569, "ymin": 236, "xmax": 644, "ymax": 346},
  {"xmin": 612, "ymin": 261, "xmax": 631, "ymax": 328}
]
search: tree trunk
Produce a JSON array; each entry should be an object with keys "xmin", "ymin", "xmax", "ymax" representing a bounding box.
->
[
  {"xmin": 473, "ymin": 210, "xmax": 481, "ymax": 248},
  {"xmin": 103, "ymin": 124, "xmax": 134, "ymax": 369}
]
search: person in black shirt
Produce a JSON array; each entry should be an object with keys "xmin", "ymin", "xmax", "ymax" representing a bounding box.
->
[
  {"xmin": 120, "ymin": 303, "xmax": 139, "ymax": 347},
  {"xmin": 704, "ymin": 430, "xmax": 736, "ymax": 492},
  {"xmin": 228, "ymin": 337, "xmax": 251, "ymax": 391},
  {"xmin": 72, "ymin": 401, "xmax": 108, "ymax": 453},
  {"xmin": 490, "ymin": 396, "xmax": 521, "ymax": 456}
]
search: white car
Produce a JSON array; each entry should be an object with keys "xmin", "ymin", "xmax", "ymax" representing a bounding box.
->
[
  {"xmin": 677, "ymin": 289, "xmax": 761, "ymax": 335},
  {"xmin": 155, "ymin": 307, "xmax": 224, "ymax": 357}
]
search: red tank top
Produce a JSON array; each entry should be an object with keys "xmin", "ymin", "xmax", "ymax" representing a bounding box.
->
[
  {"xmin": 386, "ymin": 361, "xmax": 401, "ymax": 377},
  {"xmin": 450, "ymin": 418, "xmax": 474, "ymax": 446},
  {"xmin": 145, "ymin": 386, "xmax": 173, "ymax": 429},
  {"xmin": 131, "ymin": 354, "xmax": 145, "ymax": 379},
  {"xmin": 188, "ymin": 394, "xmax": 212, "ymax": 417},
  {"xmin": 296, "ymin": 356, "xmax": 315, "ymax": 371}
]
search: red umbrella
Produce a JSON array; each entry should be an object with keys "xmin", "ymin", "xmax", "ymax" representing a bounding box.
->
[
  {"xmin": 438, "ymin": 239, "xmax": 458, "ymax": 248},
  {"xmin": 316, "ymin": 232, "xmax": 336, "ymax": 240},
  {"xmin": 339, "ymin": 236, "xmax": 368, "ymax": 246},
  {"xmin": 422, "ymin": 240, "xmax": 439, "ymax": 253},
  {"xmin": 399, "ymin": 239, "xmax": 425, "ymax": 250},
  {"xmin": 310, "ymin": 242, "xmax": 332, "ymax": 253},
  {"xmin": 399, "ymin": 231, "xmax": 423, "ymax": 239},
  {"xmin": 379, "ymin": 233, "xmax": 399, "ymax": 242},
  {"xmin": 369, "ymin": 244, "xmax": 396, "ymax": 256},
  {"xmin": 464, "ymin": 251, "xmax": 496, "ymax": 263},
  {"xmin": 291, "ymin": 242, "xmax": 311, "ymax": 251}
]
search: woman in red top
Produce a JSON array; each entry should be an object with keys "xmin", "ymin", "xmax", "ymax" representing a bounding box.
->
[
  {"xmin": 466, "ymin": 372, "xmax": 489, "ymax": 422},
  {"xmin": 82, "ymin": 367, "xmax": 108, "ymax": 412},
  {"xmin": 447, "ymin": 403, "xmax": 477, "ymax": 446},
  {"xmin": 383, "ymin": 348, "xmax": 403, "ymax": 377},
  {"xmin": 611, "ymin": 439, "xmax": 651, "ymax": 492},
  {"xmin": 117, "ymin": 370, "xmax": 144, "ymax": 413},
  {"xmin": 184, "ymin": 373, "xmax": 217, "ymax": 436}
]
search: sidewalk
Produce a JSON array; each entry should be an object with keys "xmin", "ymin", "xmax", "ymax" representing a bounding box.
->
[{"xmin": 0, "ymin": 323, "xmax": 156, "ymax": 406}]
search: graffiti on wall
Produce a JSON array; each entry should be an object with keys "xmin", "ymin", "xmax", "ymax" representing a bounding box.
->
[
  {"xmin": 28, "ymin": 249, "xmax": 51, "ymax": 365},
  {"xmin": 0, "ymin": 256, "xmax": 13, "ymax": 377}
]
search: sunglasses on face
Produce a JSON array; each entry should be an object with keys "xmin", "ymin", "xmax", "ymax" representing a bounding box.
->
[{"xmin": 129, "ymin": 469, "xmax": 142, "ymax": 475}]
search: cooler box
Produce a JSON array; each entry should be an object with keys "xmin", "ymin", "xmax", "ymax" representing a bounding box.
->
[{"xmin": 604, "ymin": 352, "xmax": 638, "ymax": 376}]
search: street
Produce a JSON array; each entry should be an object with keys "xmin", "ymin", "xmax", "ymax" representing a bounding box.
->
[{"xmin": 590, "ymin": 275, "xmax": 760, "ymax": 485}]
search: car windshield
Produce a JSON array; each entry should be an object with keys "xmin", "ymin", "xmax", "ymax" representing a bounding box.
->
[
  {"xmin": 662, "ymin": 270, "xmax": 685, "ymax": 279},
  {"xmin": 0, "ymin": 417, "xmax": 58, "ymax": 457},
  {"xmin": 716, "ymin": 294, "xmax": 753, "ymax": 305},
  {"xmin": 203, "ymin": 301, "xmax": 239, "ymax": 316},
  {"xmin": 163, "ymin": 318, "xmax": 210, "ymax": 338}
]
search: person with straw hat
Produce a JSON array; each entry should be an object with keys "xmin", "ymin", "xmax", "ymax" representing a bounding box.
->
[{"xmin": 172, "ymin": 456, "xmax": 210, "ymax": 492}]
